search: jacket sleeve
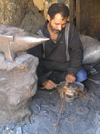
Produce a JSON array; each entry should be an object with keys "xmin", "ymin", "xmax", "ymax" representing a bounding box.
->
[
  {"xmin": 28, "ymin": 44, "xmax": 48, "ymax": 86},
  {"xmin": 28, "ymin": 28, "xmax": 48, "ymax": 86},
  {"xmin": 67, "ymin": 24, "xmax": 83, "ymax": 76}
]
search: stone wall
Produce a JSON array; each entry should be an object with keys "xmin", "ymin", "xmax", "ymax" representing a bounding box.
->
[
  {"xmin": 0, "ymin": 0, "xmax": 29, "ymax": 26},
  {"xmin": 0, "ymin": 0, "xmax": 70, "ymax": 33},
  {"xmin": 20, "ymin": 0, "xmax": 70, "ymax": 33},
  {"xmin": 20, "ymin": 4, "xmax": 45, "ymax": 33},
  {"xmin": 33, "ymin": 0, "xmax": 70, "ymax": 19}
]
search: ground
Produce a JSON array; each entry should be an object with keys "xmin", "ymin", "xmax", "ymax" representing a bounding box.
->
[{"xmin": 0, "ymin": 64, "xmax": 100, "ymax": 134}]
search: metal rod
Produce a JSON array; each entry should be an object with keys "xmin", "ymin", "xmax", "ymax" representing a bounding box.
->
[{"xmin": 87, "ymin": 78, "xmax": 100, "ymax": 84}]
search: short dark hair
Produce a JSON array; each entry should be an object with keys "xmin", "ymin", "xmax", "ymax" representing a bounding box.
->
[{"xmin": 48, "ymin": 3, "xmax": 69, "ymax": 20}]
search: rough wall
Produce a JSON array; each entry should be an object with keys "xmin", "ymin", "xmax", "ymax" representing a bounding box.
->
[
  {"xmin": 0, "ymin": 0, "xmax": 70, "ymax": 33},
  {"xmin": 0, "ymin": 0, "xmax": 29, "ymax": 26},
  {"xmin": 20, "ymin": 4, "xmax": 45, "ymax": 33},
  {"xmin": 33, "ymin": 0, "xmax": 70, "ymax": 19}
]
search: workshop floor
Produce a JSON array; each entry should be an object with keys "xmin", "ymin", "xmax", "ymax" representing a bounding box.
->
[{"xmin": 0, "ymin": 64, "xmax": 100, "ymax": 134}]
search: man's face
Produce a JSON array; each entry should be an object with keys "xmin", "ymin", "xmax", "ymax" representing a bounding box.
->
[{"xmin": 48, "ymin": 13, "xmax": 67, "ymax": 34}]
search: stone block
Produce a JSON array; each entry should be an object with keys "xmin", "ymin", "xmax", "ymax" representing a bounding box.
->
[{"xmin": 0, "ymin": 54, "xmax": 38, "ymax": 123}]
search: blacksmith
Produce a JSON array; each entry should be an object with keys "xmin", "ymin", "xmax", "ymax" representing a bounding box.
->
[{"xmin": 29, "ymin": 3, "xmax": 87, "ymax": 90}]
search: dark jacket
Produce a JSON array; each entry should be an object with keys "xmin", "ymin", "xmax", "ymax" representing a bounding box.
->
[{"xmin": 29, "ymin": 21, "xmax": 83, "ymax": 85}]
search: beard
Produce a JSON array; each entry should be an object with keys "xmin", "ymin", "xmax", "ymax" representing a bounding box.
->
[{"xmin": 49, "ymin": 22, "xmax": 60, "ymax": 34}]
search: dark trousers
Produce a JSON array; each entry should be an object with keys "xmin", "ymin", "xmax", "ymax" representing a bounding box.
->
[{"xmin": 44, "ymin": 67, "xmax": 87, "ymax": 84}]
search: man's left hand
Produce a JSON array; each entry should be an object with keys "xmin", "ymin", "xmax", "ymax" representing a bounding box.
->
[{"xmin": 65, "ymin": 74, "xmax": 76, "ymax": 86}]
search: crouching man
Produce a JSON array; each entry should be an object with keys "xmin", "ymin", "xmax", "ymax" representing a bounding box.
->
[{"xmin": 29, "ymin": 3, "xmax": 87, "ymax": 90}]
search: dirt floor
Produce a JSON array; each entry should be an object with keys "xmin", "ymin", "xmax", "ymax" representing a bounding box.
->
[{"xmin": 0, "ymin": 64, "xmax": 100, "ymax": 134}]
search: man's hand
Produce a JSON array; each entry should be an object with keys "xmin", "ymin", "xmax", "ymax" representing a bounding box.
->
[
  {"xmin": 65, "ymin": 74, "xmax": 76, "ymax": 86},
  {"xmin": 42, "ymin": 80, "xmax": 57, "ymax": 90}
]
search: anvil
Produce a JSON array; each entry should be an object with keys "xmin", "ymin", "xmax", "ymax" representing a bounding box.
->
[{"xmin": 0, "ymin": 24, "xmax": 49, "ymax": 62}]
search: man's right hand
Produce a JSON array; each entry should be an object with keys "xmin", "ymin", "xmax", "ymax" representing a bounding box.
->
[
  {"xmin": 42, "ymin": 80, "xmax": 57, "ymax": 90},
  {"xmin": 65, "ymin": 74, "xmax": 76, "ymax": 86}
]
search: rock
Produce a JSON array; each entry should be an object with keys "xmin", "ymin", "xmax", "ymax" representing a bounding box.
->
[
  {"xmin": 0, "ymin": 0, "xmax": 70, "ymax": 30},
  {"xmin": 33, "ymin": 0, "xmax": 44, "ymax": 11},
  {"xmin": 20, "ymin": 4, "xmax": 45, "ymax": 33},
  {"xmin": 0, "ymin": 54, "xmax": 38, "ymax": 123},
  {"xmin": 0, "ymin": 53, "xmax": 5, "ymax": 62},
  {"xmin": 16, "ymin": 127, "xmax": 22, "ymax": 134},
  {"xmin": 0, "ymin": 0, "xmax": 29, "ymax": 27},
  {"xmin": 43, "ymin": 0, "xmax": 70, "ymax": 19}
]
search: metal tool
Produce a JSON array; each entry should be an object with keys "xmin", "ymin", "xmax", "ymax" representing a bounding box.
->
[
  {"xmin": 57, "ymin": 81, "xmax": 86, "ymax": 102},
  {"xmin": 87, "ymin": 78, "xmax": 100, "ymax": 84},
  {"xmin": 57, "ymin": 81, "xmax": 84, "ymax": 91},
  {"xmin": 39, "ymin": 81, "xmax": 66, "ymax": 90},
  {"xmin": 56, "ymin": 81, "xmax": 66, "ymax": 87},
  {"xmin": 40, "ymin": 81, "xmax": 84, "ymax": 91},
  {"xmin": 0, "ymin": 24, "xmax": 49, "ymax": 62}
]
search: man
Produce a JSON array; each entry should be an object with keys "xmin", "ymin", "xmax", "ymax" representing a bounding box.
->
[{"xmin": 29, "ymin": 3, "xmax": 87, "ymax": 90}]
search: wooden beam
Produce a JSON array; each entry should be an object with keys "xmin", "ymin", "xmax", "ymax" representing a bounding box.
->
[
  {"xmin": 76, "ymin": 0, "xmax": 80, "ymax": 32},
  {"xmin": 69, "ymin": 0, "xmax": 74, "ymax": 23}
]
